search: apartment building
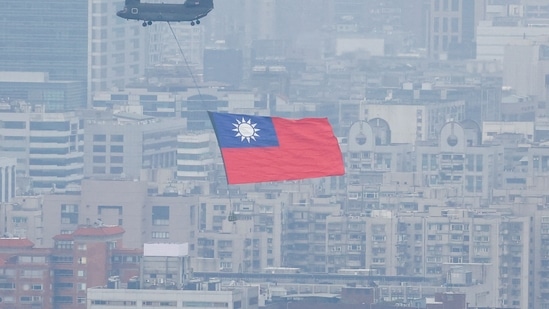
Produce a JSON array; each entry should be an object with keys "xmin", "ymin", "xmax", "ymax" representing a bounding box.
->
[
  {"xmin": 283, "ymin": 196, "xmax": 343, "ymax": 273},
  {"xmin": 0, "ymin": 224, "xmax": 124, "ymax": 309},
  {"xmin": 326, "ymin": 214, "xmax": 367, "ymax": 272},
  {"xmin": 51, "ymin": 225, "xmax": 125, "ymax": 308},
  {"xmin": 195, "ymin": 190, "xmax": 285, "ymax": 272},
  {"xmin": 0, "ymin": 238, "xmax": 52, "ymax": 309},
  {"xmin": 2, "ymin": 196, "xmax": 43, "ymax": 243},
  {"xmin": 415, "ymin": 121, "xmax": 504, "ymax": 203}
]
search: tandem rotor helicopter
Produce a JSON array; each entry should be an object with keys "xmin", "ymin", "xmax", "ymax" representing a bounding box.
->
[{"xmin": 117, "ymin": 0, "xmax": 214, "ymax": 27}]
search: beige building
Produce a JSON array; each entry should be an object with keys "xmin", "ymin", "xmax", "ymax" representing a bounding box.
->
[
  {"xmin": 1, "ymin": 195, "xmax": 43, "ymax": 243},
  {"xmin": 40, "ymin": 179, "xmax": 198, "ymax": 249},
  {"xmin": 195, "ymin": 189, "xmax": 285, "ymax": 272}
]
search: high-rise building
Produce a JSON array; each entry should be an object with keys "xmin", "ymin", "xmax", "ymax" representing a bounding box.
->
[
  {"xmin": 0, "ymin": 106, "xmax": 84, "ymax": 193},
  {"xmin": 428, "ymin": 0, "xmax": 486, "ymax": 59},
  {"xmin": 0, "ymin": 0, "xmax": 148, "ymax": 105}
]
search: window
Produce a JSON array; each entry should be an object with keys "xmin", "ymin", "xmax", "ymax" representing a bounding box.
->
[
  {"xmin": 93, "ymin": 166, "xmax": 106, "ymax": 174},
  {"xmin": 93, "ymin": 156, "xmax": 106, "ymax": 163},
  {"xmin": 93, "ymin": 145, "xmax": 106, "ymax": 152},
  {"xmin": 152, "ymin": 206, "xmax": 170, "ymax": 226},
  {"xmin": 152, "ymin": 232, "xmax": 169, "ymax": 239},
  {"xmin": 93, "ymin": 134, "xmax": 106, "ymax": 142},
  {"xmin": 110, "ymin": 166, "xmax": 123, "ymax": 174},
  {"xmin": 110, "ymin": 145, "xmax": 123, "ymax": 153},
  {"xmin": 111, "ymin": 135, "xmax": 124, "ymax": 142},
  {"xmin": 12, "ymin": 217, "xmax": 27, "ymax": 223},
  {"xmin": 1, "ymin": 121, "xmax": 26, "ymax": 129},
  {"xmin": 451, "ymin": 0, "xmax": 459, "ymax": 11}
]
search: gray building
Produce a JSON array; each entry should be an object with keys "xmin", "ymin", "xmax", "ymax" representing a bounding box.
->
[{"xmin": 0, "ymin": 72, "xmax": 86, "ymax": 112}]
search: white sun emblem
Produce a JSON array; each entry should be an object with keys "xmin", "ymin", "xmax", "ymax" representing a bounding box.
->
[{"xmin": 232, "ymin": 117, "xmax": 260, "ymax": 143}]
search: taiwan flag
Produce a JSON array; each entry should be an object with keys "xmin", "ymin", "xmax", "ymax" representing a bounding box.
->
[{"xmin": 208, "ymin": 111, "xmax": 345, "ymax": 184}]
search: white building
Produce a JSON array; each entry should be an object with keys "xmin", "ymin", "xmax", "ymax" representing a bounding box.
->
[
  {"xmin": 0, "ymin": 157, "xmax": 16, "ymax": 202},
  {"xmin": 476, "ymin": 20, "xmax": 549, "ymax": 62},
  {"xmin": 87, "ymin": 285, "xmax": 259, "ymax": 309},
  {"xmin": 0, "ymin": 108, "xmax": 83, "ymax": 193},
  {"xmin": 176, "ymin": 132, "xmax": 215, "ymax": 181},
  {"xmin": 503, "ymin": 39, "xmax": 549, "ymax": 104}
]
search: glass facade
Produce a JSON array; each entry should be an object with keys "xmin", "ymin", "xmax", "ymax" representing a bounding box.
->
[{"xmin": 0, "ymin": 1, "xmax": 88, "ymax": 85}]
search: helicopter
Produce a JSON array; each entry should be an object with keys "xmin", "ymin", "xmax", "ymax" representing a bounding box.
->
[{"xmin": 117, "ymin": 0, "xmax": 214, "ymax": 27}]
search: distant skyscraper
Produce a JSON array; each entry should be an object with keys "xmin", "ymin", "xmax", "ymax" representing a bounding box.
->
[
  {"xmin": 428, "ymin": 0, "xmax": 486, "ymax": 59},
  {"xmin": 0, "ymin": 0, "xmax": 148, "ymax": 107}
]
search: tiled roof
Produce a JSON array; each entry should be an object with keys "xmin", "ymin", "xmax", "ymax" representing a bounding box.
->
[
  {"xmin": 72, "ymin": 225, "xmax": 125, "ymax": 237},
  {"xmin": 0, "ymin": 238, "xmax": 34, "ymax": 248},
  {"xmin": 53, "ymin": 234, "xmax": 74, "ymax": 241}
]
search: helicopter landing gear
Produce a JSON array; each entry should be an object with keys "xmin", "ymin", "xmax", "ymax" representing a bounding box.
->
[
  {"xmin": 142, "ymin": 20, "xmax": 152, "ymax": 27},
  {"xmin": 190, "ymin": 19, "xmax": 200, "ymax": 26}
]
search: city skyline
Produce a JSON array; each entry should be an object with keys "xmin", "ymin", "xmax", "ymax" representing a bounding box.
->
[{"xmin": 1, "ymin": 0, "xmax": 549, "ymax": 308}]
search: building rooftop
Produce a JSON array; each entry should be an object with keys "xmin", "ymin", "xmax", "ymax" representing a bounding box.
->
[{"xmin": 0, "ymin": 238, "xmax": 34, "ymax": 248}]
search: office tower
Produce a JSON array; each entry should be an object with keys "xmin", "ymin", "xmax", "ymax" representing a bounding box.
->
[
  {"xmin": 0, "ymin": 107, "xmax": 84, "ymax": 193},
  {"xmin": 83, "ymin": 114, "xmax": 184, "ymax": 180},
  {"xmin": 0, "ymin": 0, "xmax": 148, "ymax": 106},
  {"xmin": 428, "ymin": 0, "xmax": 486, "ymax": 59}
]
